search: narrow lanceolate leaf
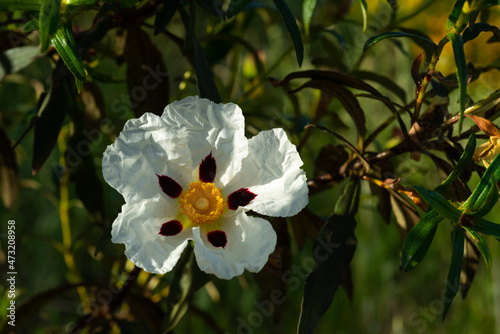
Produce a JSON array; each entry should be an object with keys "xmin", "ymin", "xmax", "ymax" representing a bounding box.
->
[
  {"xmin": 226, "ymin": 0, "xmax": 252, "ymax": 18},
  {"xmin": 470, "ymin": 173, "xmax": 498, "ymax": 218},
  {"xmin": 163, "ymin": 247, "xmax": 211, "ymax": 332},
  {"xmin": 363, "ymin": 32, "xmax": 437, "ymax": 62},
  {"xmin": 463, "ymin": 228, "xmax": 492, "ymax": 268},
  {"xmin": 447, "ymin": 32, "xmax": 467, "ymax": 134},
  {"xmin": 447, "ymin": 0, "xmax": 467, "ymax": 30},
  {"xmin": 474, "ymin": 218, "xmax": 500, "ymax": 239},
  {"xmin": 39, "ymin": 0, "xmax": 61, "ymax": 52},
  {"xmin": 462, "ymin": 152, "xmax": 500, "ymax": 212},
  {"xmin": 125, "ymin": 27, "xmax": 170, "ymax": 117},
  {"xmin": 352, "ymin": 70, "xmax": 407, "ymax": 103},
  {"xmin": 412, "ymin": 186, "xmax": 462, "ymax": 222},
  {"xmin": 272, "ymin": 0, "xmax": 304, "ymax": 67},
  {"xmin": 435, "ymin": 134, "xmax": 476, "ymax": 196},
  {"xmin": 401, "ymin": 209, "xmax": 442, "ymax": 271},
  {"xmin": 0, "ymin": 127, "xmax": 19, "ymax": 210},
  {"xmin": 462, "ymin": 23, "xmax": 500, "ymax": 43},
  {"xmin": 302, "ymin": 0, "xmax": 317, "ymax": 35},
  {"xmin": 442, "ymin": 226, "xmax": 465, "ymax": 321},
  {"xmin": 154, "ymin": 0, "xmax": 178, "ymax": 35},
  {"xmin": 32, "ymin": 65, "xmax": 74, "ymax": 174},
  {"xmin": 0, "ymin": 46, "xmax": 40, "ymax": 80},
  {"xmin": 0, "ymin": 0, "xmax": 41, "ymax": 10},
  {"xmin": 298, "ymin": 178, "xmax": 360, "ymax": 334},
  {"xmin": 464, "ymin": 89, "xmax": 500, "ymax": 117},
  {"xmin": 51, "ymin": 20, "xmax": 89, "ymax": 83},
  {"xmin": 358, "ymin": 0, "xmax": 368, "ymax": 33}
]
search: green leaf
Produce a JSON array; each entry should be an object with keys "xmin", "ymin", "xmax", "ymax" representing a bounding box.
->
[
  {"xmin": 462, "ymin": 151, "xmax": 500, "ymax": 212},
  {"xmin": 22, "ymin": 18, "xmax": 39, "ymax": 33},
  {"xmin": 298, "ymin": 178, "xmax": 360, "ymax": 334},
  {"xmin": 51, "ymin": 20, "xmax": 89, "ymax": 83},
  {"xmin": 154, "ymin": 0, "xmax": 178, "ymax": 35},
  {"xmin": 39, "ymin": 0, "xmax": 61, "ymax": 52},
  {"xmin": 358, "ymin": 0, "xmax": 367, "ymax": 33},
  {"xmin": 470, "ymin": 173, "xmax": 498, "ymax": 217},
  {"xmin": 0, "ymin": 127, "xmax": 18, "ymax": 210},
  {"xmin": 163, "ymin": 247, "xmax": 211, "ymax": 332},
  {"xmin": 474, "ymin": 218, "xmax": 500, "ymax": 239},
  {"xmin": 435, "ymin": 134, "xmax": 476, "ymax": 196},
  {"xmin": 401, "ymin": 209, "xmax": 442, "ymax": 271},
  {"xmin": 464, "ymin": 228, "xmax": 492, "ymax": 268},
  {"xmin": 273, "ymin": 0, "xmax": 304, "ymax": 67},
  {"xmin": 32, "ymin": 66, "xmax": 73, "ymax": 174},
  {"xmin": 447, "ymin": 0, "xmax": 467, "ymax": 30},
  {"xmin": 0, "ymin": 0, "xmax": 41, "ymax": 11},
  {"xmin": 302, "ymin": 0, "xmax": 317, "ymax": 35},
  {"xmin": 363, "ymin": 32, "xmax": 437, "ymax": 63},
  {"xmin": 0, "ymin": 46, "xmax": 40, "ymax": 80},
  {"xmin": 352, "ymin": 70, "xmax": 407, "ymax": 103},
  {"xmin": 442, "ymin": 226, "xmax": 465, "ymax": 321},
  {"xmin": 447, "ymin": 32, "xmax": 467, "ymax": 134},
  {"xmin": 226, "ymin": 0, "xmax": 252, "ymax": 18},
  {"xmin": 412, "ymin": 186, "xmax": 462, "ymax": 222}
]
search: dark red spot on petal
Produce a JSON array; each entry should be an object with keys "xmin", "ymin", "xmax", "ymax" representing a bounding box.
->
[
  {"xmin": 199, "ymin": 152, "xmax": 216, "ymax": 183},
  {"xmin": 157, "ymin": 174, "xmax": 182, "ymax": 198},
  {"xmin": 159, "ymin": 220, "xmax": 183, "ymax": 236},
  {"xmin": 228, "ymin": 188, "xmax": 257, "ymax": 210},
  {"xmin": 207, "ymin": 230, "xmax": 227, "ymax": 248}
]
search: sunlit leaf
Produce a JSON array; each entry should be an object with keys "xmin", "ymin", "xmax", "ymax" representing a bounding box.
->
[
  {"xmin": 39, "ymin": 0, "xmax": 61, "ymax": 52},
  {"xmin": 358, "ymin": 0, "xmax": 367, "ymax": 33},
  {"xmin": 462, "ymin": 152, "xmax": 500, "ymax": 212},
  {"xmin": 298, "ymin": 178, "xmax": 360, "ymax": 334},
  {"xmin": 442, "ymin": 226, "xmax": 465, "ymax": 321},
  {"xmin": 51, "ymin": 20, "xmax": 89, "ymax": 84},
  {"xmin": 273, "ymin": 0, "xmax": 304, "ymax": 66},
  {"xmin": 447, "ymin": 0, "xmax": 467, "ymax": 31},
  {"xmin": 474, "ymin": 218, "xmax": 500, "ymax": 239},
  {"xmin": 302, "ymin": 0, "xmax": 317, "ymax": 35},
  {"xmin": 401, "ymin": 209, "xmax": 442, "ymax": 271}
]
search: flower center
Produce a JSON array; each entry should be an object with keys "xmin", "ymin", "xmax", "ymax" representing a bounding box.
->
[{"xmin": 180, "ymin": 181, "xmax": 225, "ymax": 225}]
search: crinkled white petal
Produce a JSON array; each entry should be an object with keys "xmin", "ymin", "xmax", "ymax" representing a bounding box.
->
[
  {"xmin": 103, "ymin": 112, "xmax": 192, "ymax": 203},
  {"xmin": 192, "ymin": 211, "xmax": 277, "ymax": 280},
  {"xmin": 224, "ymin": 128, "xmax": 308, "ymax": 217},
  {"xmin": 162, "ymin": 96, "xmax": 248, "ymax": 187},
  {"xmin": 111, "ymin": 194, "xmax": 192, "ymax": 274}
]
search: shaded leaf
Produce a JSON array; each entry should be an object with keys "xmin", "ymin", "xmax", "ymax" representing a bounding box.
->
[
  {"xmin": 390, "ymin": 193, "xmax": 421, "ymax": 248},
  {"xmin": 352, "ymin": 70, "xmax": 407, "ymax": 103},
  {"xmin": 226, "ymin": 0, "xmax": 252, "ymax": 18},
  {"xmin": 442, "ymin": 226, "xmax": 465, "ymax": 321},
  {"xmin": 125, "ymin": 293, "xmax": 164, "ymax": 334},
  {"xmin": 0, "ymin": 46, "xmax": 40, "ymax": 80},
  {"xmin": 314, "ymin": 144, "xmax": 349, "ymax": 177},
  {"xmin": 32, "ymin": 65, "xmax": 73, "ymax": 174},
  {"xmin": 401, "ymin": 209, "xmax": 442, "ymax": 271},
  {"xmin": 125, "ymin": 26, "xmax": 170, "ymax": 117},
  {"xmin": 460, "ymin": 233, "xmax": 480, "ymax": 298},
  {"xmin": 298, "ymin": 178, "xmax": 360, "ymax": 334},
  {"xmin": 0, "ymin": 0, "xmax": 41, "ymax": 10},
  {"xmin": 447, "ymin": 0, "xmax": 467, "ymax": 30},
  {"xmin": 154, "ymin": 0, "xmax": 178, "ymax": 36},
  {"xmin": 273, "ymin": 0, "xmax": 304, "ymax": 67},
  {"xmin": 162, "ymin": 247, "xmax": 211, "ymax": 332},
  {"xmin": 302, "ymin": 0, "xmax": 317, "ymax": 35},
  {"xmin": 412, "ymin": 186, "xmax": 462, "ymax": 222},
  {"xmin": 289, "ymin": 208, "xmax": 324, "ymax": 250},
  {"xmin": 39, "ymin": 0, "xmax": 61, "ymax": 52},
  {"xmin": 474, "ymin": 218, "xmax": 500, "ymax": 239},
  {"xmin": 447, "ymin": 32, "xmax": 467, "ymax": 133},
  {"xmin": 363, "ymin": 32, "xmax": 437, "ymax": 63},
  {"xmin": 463, "ymin": 22, "xmax": 500, "ymax": 43},
  {"xmin": 0, "ymin": 127, "xmax": 18, "ymax": 210}
]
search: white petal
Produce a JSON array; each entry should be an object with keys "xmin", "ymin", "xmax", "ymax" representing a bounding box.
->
[
  {"xmin": 224, "ymin": 128, "xmax": 308, "ymax": 217},
  {"xmin": 111, "ymin": 194, "xmax": 192, "ymax": 274},
  {"xmin": 162, "ymin": 96, "xmax": 248, "ymax": 187},
  {"xmin": 192, "ymin": 212, "xmax": 277, "ymax": 280},
  {"xmin": 103, "ymin": 112, "xmax": 192, "ymax": 203}
]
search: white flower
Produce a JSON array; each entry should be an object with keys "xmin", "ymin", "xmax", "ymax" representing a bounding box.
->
[{"xmin": 102, "ymin": 96, "xmax": 308, "ymax": 279}]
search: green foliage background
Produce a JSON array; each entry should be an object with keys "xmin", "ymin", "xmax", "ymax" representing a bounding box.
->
[{"xmin": 1, "ymin": 0, "xmax": 500, "ymax": 333}]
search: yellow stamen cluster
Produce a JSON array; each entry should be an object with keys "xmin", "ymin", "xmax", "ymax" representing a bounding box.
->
[{"xmin": 180, "ymin": 181, "xmax": 225, "ymax": 225}]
